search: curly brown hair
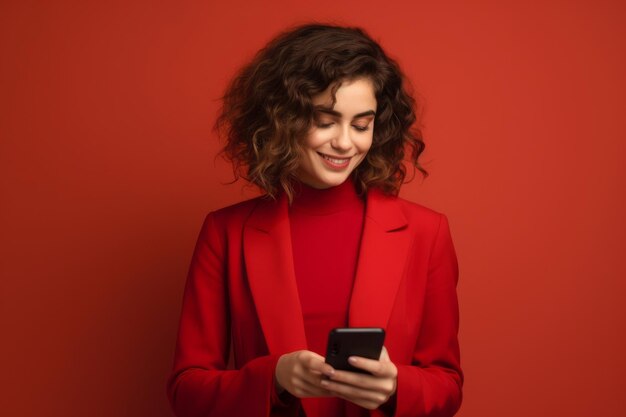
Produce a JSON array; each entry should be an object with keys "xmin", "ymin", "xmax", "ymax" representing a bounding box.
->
[{"xmin": 215, "ymin": 23, "xmax": 427, "ymax": 203}]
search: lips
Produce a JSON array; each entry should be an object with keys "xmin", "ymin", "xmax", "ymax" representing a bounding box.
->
[{"xmin": 317, "ymin": 152, "xmax": 351, "ymax": 166}]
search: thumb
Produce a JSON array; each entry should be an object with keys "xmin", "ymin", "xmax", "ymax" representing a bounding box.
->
[{"xmin": 379, "ymin": 345, "xmax": 391, "ymax": 362}]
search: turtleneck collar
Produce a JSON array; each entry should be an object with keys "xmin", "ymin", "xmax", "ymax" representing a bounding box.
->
[{"xmin": 289, "ymin": 178, "xmax": 364, "ymax": 216}]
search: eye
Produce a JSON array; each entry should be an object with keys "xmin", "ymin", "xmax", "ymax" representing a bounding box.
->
[
  {"xmin": 316, "ymin": 122, "xmax": 335, "ymax": 128},
  {"xmin": 352, "ymin": 125, "xmax": 370, "ymax": 132}
]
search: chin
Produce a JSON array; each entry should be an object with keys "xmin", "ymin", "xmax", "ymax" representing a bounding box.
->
[
  {"xmin": 297, "ymin": 157, "xmax": 358, "ymax": 189},
  {"xmin": 300, "ymin": 174, "xmax": 346, "ymax": 189},
  {"xmin": 320, "ymin": 175, "xmax": 351, "ymax": 188}
]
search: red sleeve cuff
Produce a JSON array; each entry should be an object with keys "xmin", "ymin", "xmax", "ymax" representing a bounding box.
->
[{"xmin": 271, "ymin": 372, "xmax": 298, "ymax": 409}]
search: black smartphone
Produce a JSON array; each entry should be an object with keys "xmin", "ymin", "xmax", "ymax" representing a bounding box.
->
[{"xmin": 324, "ymin": 327, "xmax": 385, "ymax": 374}]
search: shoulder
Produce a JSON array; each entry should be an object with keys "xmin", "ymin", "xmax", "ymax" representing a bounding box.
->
[
  {"xmin": 397, "ymin": 196, "xmax": 446, "ymax": 223},
  {"xmin": 378, "ymin": 194, "xmax": 457, "ymax": 262},
  {"xmin": 193, "ymin": 195, "xmax": 270, "ymax": 249},
  {"xmin": 369, "ymin": 189, "xmax": 448, "ymax": 233},
  {"xmin": 399, "ymin": 196, "xmax": 451, "ymax": 239},
  {"xmin": 205, "ymin": 194, "xmax": 268, "ymax": 230}
]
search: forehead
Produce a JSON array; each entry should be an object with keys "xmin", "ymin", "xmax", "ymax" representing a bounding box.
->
[{"xmin": 312, "ymin": 77, "xmax": 377, "ymax": 109}]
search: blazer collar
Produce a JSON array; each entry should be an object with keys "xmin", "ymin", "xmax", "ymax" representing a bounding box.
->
[
  {"xmin": 246, "ymin": 187, "xmax": 407, "ymax": 233},
  {"xmin": 243, "ymin": 186, "xmax": 410, "ymax": 355}
]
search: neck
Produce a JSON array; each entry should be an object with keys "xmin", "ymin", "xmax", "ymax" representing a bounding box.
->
[{"xmin": 289, "ymin": 178, "xmax": 364, "ymax": 215}]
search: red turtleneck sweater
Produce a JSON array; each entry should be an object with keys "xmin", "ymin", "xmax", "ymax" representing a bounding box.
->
[
  {"xmin": 289, "ymin": 178, "xmax": 365, "ymax": 357},
  {"xmin": 272, "ymin": 178, "xmax": 366, "ymax": 416}
]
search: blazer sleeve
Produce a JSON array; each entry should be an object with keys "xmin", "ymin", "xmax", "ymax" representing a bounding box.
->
[
  {"xmin": 166, "ymin": 212, "xmax": 288, "ymax": 417},
  {"xmin": 380, "ymin": 213, "xmax": 463, "ymax": 417}
]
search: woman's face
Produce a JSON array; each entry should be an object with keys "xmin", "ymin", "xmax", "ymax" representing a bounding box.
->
[{"xmin": 295, "ymin": 77, "xmax": 377, "ymax": 189}]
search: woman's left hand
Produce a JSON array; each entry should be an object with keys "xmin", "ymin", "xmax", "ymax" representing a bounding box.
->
[{"xmin": 320, "ymin": 346, "xmax": 397, "ymax": 410}]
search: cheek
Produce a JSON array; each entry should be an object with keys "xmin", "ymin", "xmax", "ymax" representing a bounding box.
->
[
  {"xmin": 304, "ymin": 129, "xmax": 329, "ymax": 149},
  {"xmin": 357, "ymin": 134, "xmax": 374, "ymax": 153},
  {"xmin": 354, "ymin": 140, "xmax": 372, "ymax": 165}
]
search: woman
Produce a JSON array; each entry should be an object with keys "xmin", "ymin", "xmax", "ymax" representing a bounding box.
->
[{"xmin": 167, "ymin": 24, "xmax": 463, "ymax": 417}]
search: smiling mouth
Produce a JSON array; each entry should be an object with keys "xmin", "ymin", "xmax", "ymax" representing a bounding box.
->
[{"xmin": 317, "ymin": 152, "xmax": 352, "ymax": 164}]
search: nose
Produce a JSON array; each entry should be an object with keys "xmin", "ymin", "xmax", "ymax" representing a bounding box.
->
[{"xmin": 330, "ymin": 124, "xmax": 353, "ymax": 152}]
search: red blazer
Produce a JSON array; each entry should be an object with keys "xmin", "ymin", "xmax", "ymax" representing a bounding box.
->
[{"xmin": 167, "ymin": 187, "xmax": 463, "ymax": 417}]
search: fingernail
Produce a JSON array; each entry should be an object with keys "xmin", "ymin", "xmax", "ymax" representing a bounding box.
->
[
  {"xmin": 320, "ymin": 379, "xmax": 329, "ymax": 386},
  {"xmin": 348, "ymin": 357, "xmax": 358, "ymax": 364},
  {"xmin": 324, "ymin": 368, "xmax": 335, "ymax": 377}
]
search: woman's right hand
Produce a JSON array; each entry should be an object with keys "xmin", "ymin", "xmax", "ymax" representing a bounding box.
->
[{"xmin": 275, "ymin": 350, "xmax": 335, "ymax": 398}]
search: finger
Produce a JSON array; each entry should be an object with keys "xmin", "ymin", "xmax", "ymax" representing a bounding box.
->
[
  {"xmin": 346, "ymin": 356, "xmax": 395, "ymax": 377},
  {"xmin": 327, "ymin": 369, "xmax": 380, "ymax": 390},
  {"xmin": 303, "ymin": 350, "xmax": 326, "ymax": 362},
  {"xmin": 301, "ymin": 353, "xmax": 335, "ymax": 377},
  {"xmin": 329, "ymin": 369, "xmax": 396, "ymax": 395},
  {"xmin": 293, "ymin": 376, "xmax": 334, "ymax": 398},
  {"xmin": 298, "ymin": 369, "xmax": 330, "ymax": 389},
  {"xmin": 320, "ymin": 378, "xmax": 388, "ymax": 404},
  {"xmin": 308, "ymin": 361, "xmax": 335, "ymax": 378},
  {"xmin": 334, "ymin": 392, "xmax": 381, "ymax": 411},
  {"xmin": 296, "ymin": 363, "xmax": 335, "ymax": 388},
  {"xmin": 379, "ymin": 346, "xmax": 390, "ymax": 361}
]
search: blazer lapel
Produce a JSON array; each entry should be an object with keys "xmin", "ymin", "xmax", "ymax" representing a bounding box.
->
[
  {"xmin": 348, "ymin": 189, "xmax": 411, "ymax": 329},
  {"xmin": 243, "ymin": 188, "xmax": 408, "ymax": 417},
  {"xmin": 243, "ymin": 187, "xmax": 411, "ymax": 353},
  {"xmin": 243, "ymin": 192, "xmax": 308, "ymax": 355}
]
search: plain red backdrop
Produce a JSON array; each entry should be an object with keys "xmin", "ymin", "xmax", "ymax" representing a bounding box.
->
[{"xmin": 1, "ymin": 1, "xmax": 625, "ymax": 416}]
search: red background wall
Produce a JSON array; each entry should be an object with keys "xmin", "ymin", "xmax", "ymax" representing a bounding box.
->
[{"xmin": 1, "ymin": 1, "xmax": 625, "ymax": 416}]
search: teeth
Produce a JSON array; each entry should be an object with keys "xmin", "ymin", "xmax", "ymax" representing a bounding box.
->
[{"xmin": 321, "ymin": 154, "xmax": 349, "ymax": 164}]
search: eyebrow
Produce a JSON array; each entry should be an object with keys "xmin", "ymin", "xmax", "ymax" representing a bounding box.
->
[{"xmin": 314, "ymin": 106, "xmax": 376, "ymax": 119}]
